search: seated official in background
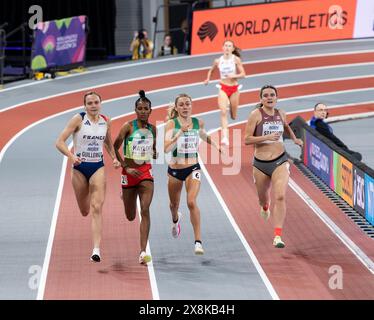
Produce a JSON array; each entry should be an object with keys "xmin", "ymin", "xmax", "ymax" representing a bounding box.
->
[{"xmin": 309, "ymin": 103, "xmax": 362, "ymax": 161}]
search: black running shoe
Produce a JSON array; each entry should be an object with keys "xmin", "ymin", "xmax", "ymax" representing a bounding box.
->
[{"xmin": 90, "ymin": 254, "xmax": 101, "ymax": 262}]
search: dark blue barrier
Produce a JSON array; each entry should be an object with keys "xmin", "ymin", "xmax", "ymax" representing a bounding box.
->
[{"xmin": 290, "ymin": 116, "xmax": 374, "ymax": 226}]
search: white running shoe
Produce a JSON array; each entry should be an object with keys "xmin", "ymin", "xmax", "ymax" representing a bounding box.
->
[
  {"xmin": 172, "ymin": 212, "xmax": 182, "ymax": 238},
  {"xmin": 273, "ymin": 236, "xmax": 285, "ymax": 248},
  {"xmin": 260, "ymin": 204, "xmax": 270, "ymax": 221},
  {"xmin": 90, "ymin": 248, "xmax": 101, "ymax": 262},
  {"xmin": 194, "ymin": 242, "xmax": 204, "ymax": 255},
  {"xmin": 221, "ymin": 137, "xmax": 229, "ymax": 146},
  {"xmin": 139, "ymin": 251, "xmax": 152, "ymax": 264}
]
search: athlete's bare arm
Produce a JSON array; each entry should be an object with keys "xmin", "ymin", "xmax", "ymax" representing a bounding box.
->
[
  {"xmin": 204, "ymin": 58, "xmax": 219, "ymax": 85},
  {"xmin": 279, "ymin": 110, "xmax": 303, "ymax": 146},
  {"xmin": 113, "ymin": 122, "xmax": 131, "ymax": 166},
  {"xmin": 55, "ymin": 114, "xmax": 82, "ymax": 165},
  {"xmin": 198, "ymin": 119, "xmax": 221, "ymax": 153},
  {"xmin": 164, "ymin": 119, "xmax": 180, "ymax": 153},
  {"xmin": 152, "ymin": 124, "xmax": 158, "ymax": 159},
  {"xmin": 236, "ymin": 57, "xmax": 246, "ymax": 78},
  {"xmin": 104, "ymin": 119, "xmax": 121, "ymax": 168}
]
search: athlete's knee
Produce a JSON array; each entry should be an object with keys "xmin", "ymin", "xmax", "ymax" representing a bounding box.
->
[
  {"xmin": 187, "ymin": 199, "xmax": 197, "ymax": 211},
  {"xmin": 78, "ymin": 202, "xmax": 90, "ymax": 216},
  {"xmin": 140, "ymin": 208, "xmax": 150, "ymax": 218},
  {"xmin": 140, "ymin": 206, "xmax": 149, "ymax": 216},
  {"xmin": 231, "ymin": 110, "xmax": 237, "ymax": 119},
  {"xmin": 125, "ymin": 211, "xmax": 136, "ymax": 221},
  {"xmin": 169, "ymin": 202, "xmax": 178, "ymax": 212},
  {"xmin": 140, "ymin": 200, "xmax": 151, "ymax": 212},
  {"xmin": 274, "ymin": 193, "xmax": 286, "ymax": 202},
  {"xmin": 220, "ymin": 108, "xmax": 227, "ymax": 116},
  {"xmin": 90, "ymin": 201, "xmax": 103, "ymax": 214},
  {"xmin": 80, "ymin": 209, "xmax": 89, "ymax": 217}
]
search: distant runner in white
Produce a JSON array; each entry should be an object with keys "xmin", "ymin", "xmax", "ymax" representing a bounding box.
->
[{"xmin": 204, "ymin": 39, "xmax": 245, "ymax": 146}]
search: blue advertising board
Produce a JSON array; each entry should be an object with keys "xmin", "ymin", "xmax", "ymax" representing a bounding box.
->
[
  {"xmin": 353, "ymin": 166, "xmax": 365, "ymax": 216},
  {"xmin": 364, "ymin": 174, "xmax": 374, "ymax": 225},
  {"xmin": 304, "ymin": 130, "xmax": 333, "ymax": 188}
]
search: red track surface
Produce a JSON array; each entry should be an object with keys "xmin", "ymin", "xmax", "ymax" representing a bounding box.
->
[
  {"xmin": 0, "ymin": 74, "xmax": 374, "ymax": 154},
  {"xmin": 3, "ymin": 52, "xmax": 372, "ymax": 299},
  {"xmin": 200, "ymin": 120, "xmax": 374, "ymax": 300},
  {"xmin": 1, "ymin": 52, "xmax": 373, "ymax": 152},
  {"xmin": 43, "ymin": 159, "xmax": 153, "ymax": 300},
  {"xmin": 43, "ymin": 97, "xmax": 373, "ymax": 299}
]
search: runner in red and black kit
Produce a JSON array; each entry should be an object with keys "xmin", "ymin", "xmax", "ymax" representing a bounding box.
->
[
  {"xmin": 244, "ymin": 85, "xmax": 303, "ymax": 248},
  {"xmin": 114, "ymin": 90, "xmax": 157, "ymax": 264}
]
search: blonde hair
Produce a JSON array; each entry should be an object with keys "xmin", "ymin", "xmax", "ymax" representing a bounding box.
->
[
  {"xmin": 167, "ymin": 102, "xmax": 178, "ymax": 120},
  {"xmin": 166, "ymin": 93, "xmax": 192, "ymax": 120}
]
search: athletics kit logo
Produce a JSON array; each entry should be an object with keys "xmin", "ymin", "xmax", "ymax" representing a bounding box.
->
[{"xmin": 197, "ymin": 21, "xmax": 218, "ymax": 42}]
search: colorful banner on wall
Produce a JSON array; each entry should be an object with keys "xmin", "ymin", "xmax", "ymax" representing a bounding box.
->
[
  {"xmin": 191, "ymin": 0, "xmax": 373, "ymax": 55},
  {"xmin": 304, "ymin": 130, "xmax": 333, "ymax": 188},
  {"xmin": 365, "ymin": 174, "xmax": 374, "ymax": 225},
  {"xmin": 301, "ymin": 124, "xmax": 373, "ymax": 226},
  {"xmin": 353, "ymin": 166, "xmax": 366, "ymax": 216},
  {"xmin": 334, "ymin": 152, "xmax": 353, "ymax": 206},
  {"xmin": 31, "ymin": 16, "xmax": 87, "ymax": 71}
]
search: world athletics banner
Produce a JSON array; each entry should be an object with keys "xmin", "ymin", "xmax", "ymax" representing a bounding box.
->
[
  {"xmin": 191, "ymin": 0, "xmax": 374, "ymax": 55},
  {"xmin": 31, "ymin": 16, "xmax": 87, "ymax": 71}
]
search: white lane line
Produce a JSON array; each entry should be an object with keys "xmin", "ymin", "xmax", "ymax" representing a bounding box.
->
[
  {"xmin": 0, "ymin": 54, "xmax": 201, "ymax": 93},
  {"xmin": 125, "ymin": 102, "xmax": 374, "ymax": 299},
  {"xmin": 2, "ymin": 37, "xmax": 373, "ymax": 93},
  {"xmin": 198, "ymin": 153, "xmax": 279, "ymax": 299},
  {"xmin": 210, "ymin": 113, "xmax": 374, "ymax": 275},
  {"xmin": 36, "ymin": 144, "xmax": 162, "ymax": 300},
  {"xmin": 1, "ymin": 82, "xmax": 374, "ymax": 167},
  {"xmin": 36, "ymin": 147, "xmax": 70, "ymax": 300},
  {"xmin": 136, "ymin": 198, "xmax": 160, "ymax": 300},
  {"xmin": 288, "ymin": 179, "xmax": 374, "ymax": 274},
  {"xmin": 1, "ymin": 48, "xmax": 374, "ymax": 112},
  {"xmin": 2, "ymin": 61, "xmax": 373, "ymax": 116},
  {"xmin": 35, "ymin": 100, "xmax": 373, "ymax": 299}
]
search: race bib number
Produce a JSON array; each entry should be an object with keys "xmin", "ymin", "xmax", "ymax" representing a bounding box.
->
[
  {"xmin": 263, "ymin": 122, "xmax": 284, "ymax": 136},
  {"xmin": 121, "ymin": 175, "xmax": 128, "ymax": 186},
  {"xmin": 177, "ymin": 135, "xmax": 199, "ymax": 154},
  {"xmin": 131, "ymin": 137, "xmax": 153, "ymax": 159},
  {"xmin": 192, "ymin": 170, "xmax": 201, "ymax": 181}
]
